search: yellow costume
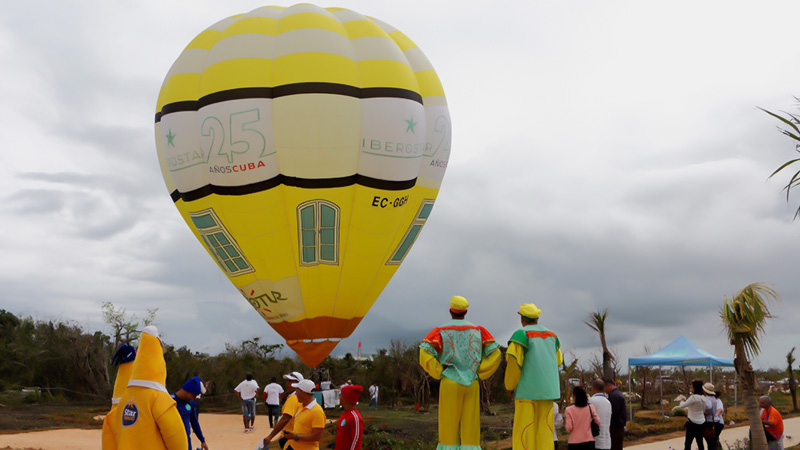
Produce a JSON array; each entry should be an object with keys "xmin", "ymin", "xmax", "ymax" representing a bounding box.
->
[
  {"xmin": 102, "ymin": 326, "xmax": 187, "ymax": 450},
  {"xmin": 419, "ymin": 296, "xmax": 501, "ymax": 450},
  {"xmin": 102, "ymin": 344, "xmax": 136, "ymax": 450},
  {"xmin": 504, "ymin": 304, "xmax": 563, "ymax": 450}
]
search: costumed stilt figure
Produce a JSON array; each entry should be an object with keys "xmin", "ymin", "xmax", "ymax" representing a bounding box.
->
[
  {"xmin": 102, "ymin": 326, "xmax": 188, "ymax": 450},
  {"xmin": 419, "ymin": 295, "xmax": 501, "ymax": 450},
  {"xmin": 504, "ymin": 303, "xmax": 563, "ymax": 450}
]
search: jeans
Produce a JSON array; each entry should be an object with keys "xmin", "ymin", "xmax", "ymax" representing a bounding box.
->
[
  {"xmin": 241, "ymin": 398, "xmax": 256, "ymax": 418},
  {"xmin": 267, "ymin": 404, "xmax": 280, "ymax": 427},
  {"xmin": 369, "ymin": 397, "xmax": 378, "ymax": 409}
]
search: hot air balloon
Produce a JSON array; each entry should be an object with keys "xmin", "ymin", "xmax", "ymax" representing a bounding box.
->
[{"xmin": 155, "ymin": 4, "xmax": 450, "ymax": 366}]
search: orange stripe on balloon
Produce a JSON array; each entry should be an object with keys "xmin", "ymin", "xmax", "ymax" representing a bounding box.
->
[{"xmin": 271, "ymin": 316, "xmax": 363, "ymax": 341}]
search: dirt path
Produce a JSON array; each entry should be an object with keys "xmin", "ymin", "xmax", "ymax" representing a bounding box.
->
[
  {"xmin": 1, "ymin": 414, "xmax": 799, "ymax": 450},
  {"xmin": 0, "ymin": 414, "xmax": 274, "ymax": 450}
]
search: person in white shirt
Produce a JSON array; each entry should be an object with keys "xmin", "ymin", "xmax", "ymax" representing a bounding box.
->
[
  {"xmin": 234, "ymin": 373, "xmax": 260, "ymax": 433},
  {"xmin": 368, "ymin": 383, "xmax": 379, "ymax": 410},
  {"xmin": 702, "ymin": 383, "xmax": 720, "ymax": 450},
  {"xmin": 553, "ymin": 401, "xmax": 564, "ymax": 449},
  {"xmin": 589, "ymin": 379, "xmax": 613, "ymax": 450},
  {"xmin": 678, "ymin": 380, "xmax": 707, "ymax": 450},
  {"xmin": 262, "ymin": 377, "xmax": 284, "ymax": 429},
  {"xmin": 713, "ymin": 391, "xmax": 725, "ymax": 445}
]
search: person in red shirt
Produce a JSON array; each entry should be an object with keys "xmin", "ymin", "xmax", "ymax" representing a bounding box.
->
[
  {"xmin": 759, "ymin": 396, "xmax": 784, "ymax": 450},
  {"xmin": 335, "ymin": 385, "xmax": 364, "ymax": 450}
]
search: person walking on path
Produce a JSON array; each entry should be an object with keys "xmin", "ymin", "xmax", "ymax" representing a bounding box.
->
[
  {"xmin": 565, "ymin": 386, "xmax": 601, "ymax": 450},
  {"xmin": 554, "ymin": 402, "xmax": 564, "ymax": 450},
  {"xmin": 702, "ymin": 383, "xmax": 719, "ymax": 450},
  {"xmin": 281, "ymin": 379, "xmax": 325, "ymax": 450},
  {"xmin": 235, "ymin": 373, "xmax": 260, "ymax": 433},
  {"xmin": 193, "ymin": 371, "xmax": 208, "ymax": 417},
  {"xmin": 505, "ymin": 303, "xmax": 563, "ymax": 450},
  {"xmin": 760, "ymin": 395, "xmax": 785, "ymax": 450},
  {"xmin": 590, "ymin": 379, "xmax": 612, "ymax": 450},
  {"xmin": 259, "ymin": 372, "xmax": 305, "ymax": 449},
  {"xmin": 603, "ymin": 377, "xmax": 627, "ymax": 450},
  {"xmin": 263, "ymin": 377, "xmax": 285, "ymax": 428},
  {"xmin": 419, "ymin": 295, "xmax": 501, "ymax": 450},
  {"xmin": 335, "ymin": 385, "xmax": 364, "ymax": 450},
  {"xmin": 368, "ymin": 383, "xmax": 378, "ymax": 410},
  {"xmin": 678, "ymin": 379, "xmax": 707, "ymax": 450},
  {"xmin": 713, "ymin": 391, "xmax": 725, "ymax": 447},
  {"xmin": 172, "ymin": 376, "xmax": 209, "ymax": 450}
]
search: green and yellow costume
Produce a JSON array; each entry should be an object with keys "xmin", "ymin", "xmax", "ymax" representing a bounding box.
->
[{"xmin": 505, "ymin": 304, "xmax": 563, "ymax": 450}]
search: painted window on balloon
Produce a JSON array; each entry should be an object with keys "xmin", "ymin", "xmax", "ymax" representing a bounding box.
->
[
  {"xmin": 387, "ymin": 200, "xmax": 434, "ymax": 265},
  {"xmin": 189, "ymin": 209, "xmax": 254, "ymax": 276},
  {"xmin": 298, "ymin": 200, "xmax": 340, "ymax": 266}
]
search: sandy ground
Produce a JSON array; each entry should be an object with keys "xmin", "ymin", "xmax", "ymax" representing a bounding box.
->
[
  {"xmin": 0, "ymin": 414, "xmax": 798, "ymax": 450},
  {"xmin": 0, "ymin": 413, "xmax": 276, "ymax": 450}
]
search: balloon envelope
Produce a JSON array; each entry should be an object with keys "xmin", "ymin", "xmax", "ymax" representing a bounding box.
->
[{"xmin": 155, "ymin": 4, "xmax": 451, "ymax": 366}]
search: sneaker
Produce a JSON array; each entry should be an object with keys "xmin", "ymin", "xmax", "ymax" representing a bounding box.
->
[
  {"xmin": 250, "ymin": 427, "xmax": 255, "ymax": 431},
  {"xmin": 244, "ymin": 428, "xmax": 251, "ymax": 433}
]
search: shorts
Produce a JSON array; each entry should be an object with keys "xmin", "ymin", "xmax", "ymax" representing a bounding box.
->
[{"xmin": 241, "ymin": 398, "xmax": 256, "ymax": 418}]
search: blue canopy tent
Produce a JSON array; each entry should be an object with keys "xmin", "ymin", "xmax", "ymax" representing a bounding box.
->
[{"xmin": 627, "ymin": 335, "xmax": 734, "ymax": 420}]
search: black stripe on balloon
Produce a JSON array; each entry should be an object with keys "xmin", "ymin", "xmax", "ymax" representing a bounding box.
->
[
  {"xmin": 154, "ymin": 83, "xmax": 423, "ymax": 123},
  {"xmin": 170, "ymin": 174, "xmax": 417, "ymax": 203}
]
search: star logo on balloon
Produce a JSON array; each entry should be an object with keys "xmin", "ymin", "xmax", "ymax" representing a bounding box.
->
[
  {"xmin": 166, "ymin": 129, "xmax": 176, "ymax": 147},
  {"xmin": 404, "ymin": 116, "xmax": 417, "ymax": 134}
]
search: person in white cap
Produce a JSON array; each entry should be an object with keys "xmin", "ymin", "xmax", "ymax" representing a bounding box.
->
[
  {"xmin": 282, "ymin": 379, "xmax": 325, "ymax": 450},
  {"xmin": 260, "ymin": 372, "xmax": 306, "ymax": 449},
  {"xmin": 702, "ymin": 382, "xmax": 719, "ymax": 450}
]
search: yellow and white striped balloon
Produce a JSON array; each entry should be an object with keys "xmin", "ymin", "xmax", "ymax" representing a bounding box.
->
[{"xmin": 155, "ymin": 4, "xmax": 450, "ymax": 366}]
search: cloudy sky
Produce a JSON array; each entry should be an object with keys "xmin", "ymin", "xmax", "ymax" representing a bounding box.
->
[{"xmin": 2, "ymin": 0, "xmax": 799, "ymax": 371}]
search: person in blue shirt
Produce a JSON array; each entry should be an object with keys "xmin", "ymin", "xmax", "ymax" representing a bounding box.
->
[{"xmin": 171, "ymin": 376, "xmax": 209, "ymax": 450}]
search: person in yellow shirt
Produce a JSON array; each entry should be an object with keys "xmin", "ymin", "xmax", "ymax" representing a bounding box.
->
[
  {"xmin": 419, "ymin": 295, "xmax": 501, "ymax": 450},
  {"xmin": 101, "ymin": 326, "xmax": 187, "ymax": 450},
  {"xmin": 282, "ymin": 379, "xmax": 326, "ymax": 450},
  {"xmin": 505, "ymin": 303, "xmax": 563, "ymax": 450},
  {"xmin": 259, "ymin": 371, "xmax": 305, "ymax": 449}
]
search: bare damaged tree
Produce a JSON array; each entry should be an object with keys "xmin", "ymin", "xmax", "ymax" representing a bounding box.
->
[{"xmin": 585, "ymin": 309, "xmax": 614, "ymax": 379}]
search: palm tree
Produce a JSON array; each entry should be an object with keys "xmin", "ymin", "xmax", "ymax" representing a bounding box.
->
[
  {"xmin": 720, "ymin": 282, "xmax": 780, "ymax": 450},
  {"xmin": 585, "ymin": 309, "xmax": 614, "ymax": 380},
  {"xmin": 761, "ymin": 103, "xmax": 800, "ymax": 218},
  {"xmin": 788, "ymin": 347, "xmax": 797, "ymax": 412}
]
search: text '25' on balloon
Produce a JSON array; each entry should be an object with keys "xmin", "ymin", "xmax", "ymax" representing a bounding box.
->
[{"xmin": 155, "ymin": 4, "xmax": 451, "ymax": 366}]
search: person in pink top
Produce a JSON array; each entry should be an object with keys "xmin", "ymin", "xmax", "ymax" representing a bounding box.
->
[{"xmin": 565, "ymin": 386, "xmax": 601, "ymax": 450}]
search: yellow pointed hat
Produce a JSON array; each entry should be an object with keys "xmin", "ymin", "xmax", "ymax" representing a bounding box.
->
[
  {"xmin": 127, "ymin": 326, "xmax": 168, "ymax": 393},
  {"xmin": 110, "ymin": 344, "xmax": 137, "ymax": 406}
]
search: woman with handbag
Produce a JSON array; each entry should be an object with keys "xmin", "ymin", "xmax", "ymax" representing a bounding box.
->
[
  {"xmin": 678, "ymin": 380, "xmax": 707, "ymax": 450},
  {"xmin": 565, "ymin": 386, "xmax": 602, "ymax": 450},
  {"xmin": 702, "ymin": 383, "xmax": 718, "ymax": 450}
]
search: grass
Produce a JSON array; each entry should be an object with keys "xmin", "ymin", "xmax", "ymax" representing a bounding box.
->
[{"xmin": 0, "ymin": 402, "xmax": 106, "ymax": 433}]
